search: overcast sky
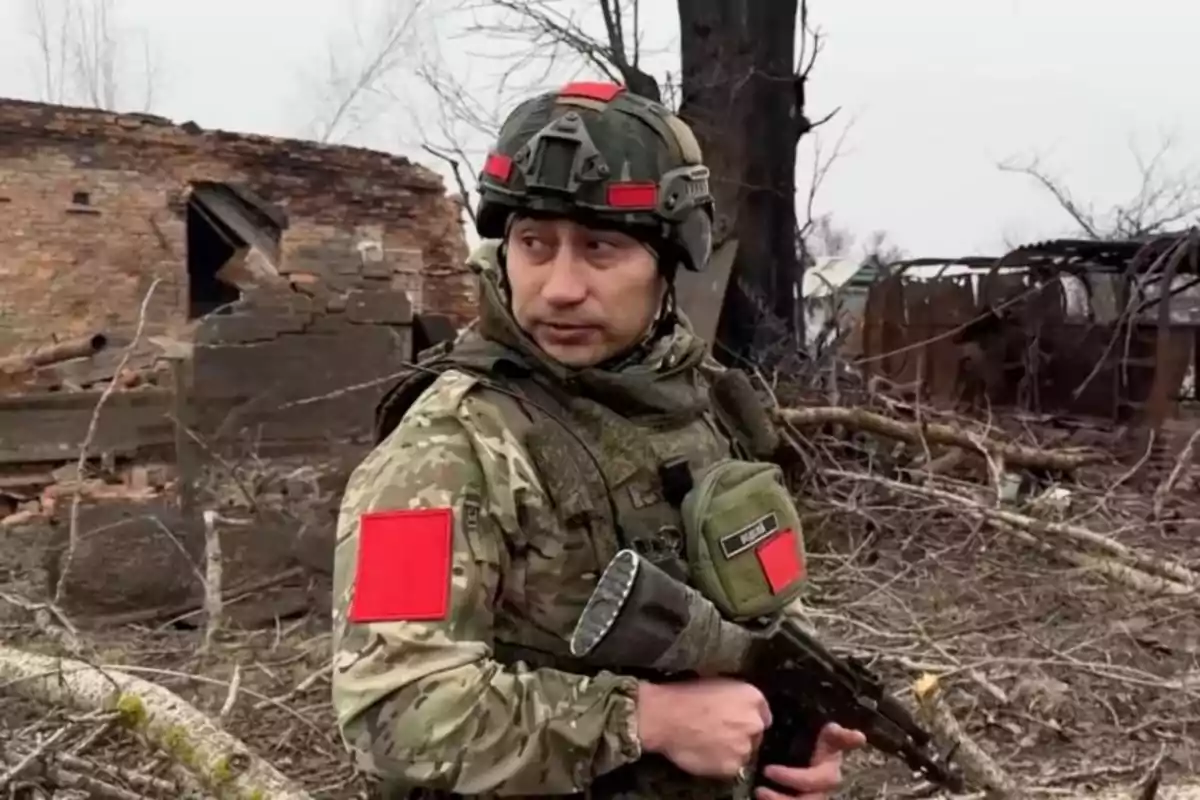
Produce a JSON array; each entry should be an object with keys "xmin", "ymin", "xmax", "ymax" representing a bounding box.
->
[{"xmin": 1, "ymin": 0, "xmax": 1196, "ymax": 259}]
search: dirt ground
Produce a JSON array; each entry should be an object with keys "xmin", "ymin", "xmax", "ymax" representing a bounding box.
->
[{"xmin": 2, "ymin": 428, "xmax": 1199, "ymax": 799}]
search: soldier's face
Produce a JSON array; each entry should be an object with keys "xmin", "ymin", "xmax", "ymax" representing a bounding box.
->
[{"xmin": 506, "ymin": 216, "xmax": 665, "ymax": 367}]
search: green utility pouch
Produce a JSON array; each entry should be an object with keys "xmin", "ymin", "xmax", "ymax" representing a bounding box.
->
[{"xmin": 681, "ymin": 460, "xmax": 807, "ymax": 622}]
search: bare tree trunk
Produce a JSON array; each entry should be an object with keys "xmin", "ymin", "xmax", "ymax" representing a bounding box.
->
[{"xmin": 677, "ymin": 0, "xmax": 807, "ymax": 361}]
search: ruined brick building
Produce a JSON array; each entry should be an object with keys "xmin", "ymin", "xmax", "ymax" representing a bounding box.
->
[
  {"xmin": 0, "ymin": 98, "xmax": 484, "ymax": 619},
  {"xmin": 0, "ymin": 97, "xmax": 476, "ymax": 450},
  {"xmin": 0, "ymin": 97, "xmax": 473, "ymax": 347}
]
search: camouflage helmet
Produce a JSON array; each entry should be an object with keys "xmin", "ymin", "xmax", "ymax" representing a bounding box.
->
[{"xmin": 475, "ymin": 81, "xmax": 714, "ymax": 273}]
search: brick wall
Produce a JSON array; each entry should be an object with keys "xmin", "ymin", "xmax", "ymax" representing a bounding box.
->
[
  {"xmin": 0, "ymin": 98, "xmax": 475, "ymax": 353},
  {"xmin": 190, "ymin": 282, "xmax": 417, "ymax": 447}
]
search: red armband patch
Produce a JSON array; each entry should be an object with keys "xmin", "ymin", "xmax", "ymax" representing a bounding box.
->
[
  {"xmin": 348, "ymin": 508, "xmax": 453, "ymax": 622},
  {"xmin": 755, "ymin": 528, "xmax": 806, "ymax": 593}
]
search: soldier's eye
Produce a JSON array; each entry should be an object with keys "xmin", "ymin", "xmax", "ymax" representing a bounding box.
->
[{"xmin": 587, "ymin": 238, "xmax": 618, "ymax": 253}]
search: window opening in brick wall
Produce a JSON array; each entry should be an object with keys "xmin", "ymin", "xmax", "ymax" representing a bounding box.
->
[
  {"xmin": 412, "ymin": 313, "xmax": 457, "ymax": 355},
  {"xmin": 72, "ymin": 191, "xmax": 90, "ymax": 205},
  {"xmin": 186, "ymin": 182, "xmax": 285, "ymax": 318}
]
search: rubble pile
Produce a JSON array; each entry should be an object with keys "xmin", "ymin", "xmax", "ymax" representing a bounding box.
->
[
  {"xmin": 0, "ymin": 331, "xmax": 181, "ymax": 394},
  {"xmin": 0, "ymin": 327, "xmax": 178, "ymax": 534},
  {"xmin": 1, "ymin": 460, "xmax": 170, "ymax": 520}
]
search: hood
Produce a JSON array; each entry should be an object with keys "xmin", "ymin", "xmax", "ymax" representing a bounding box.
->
[{"xmin": 464, "ymin": 240, "xmax": 710, "ymax": 418}]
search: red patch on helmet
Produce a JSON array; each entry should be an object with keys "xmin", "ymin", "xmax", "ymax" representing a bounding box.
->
[
  {"xmin": 559, "ymin": 81, "xmax": 625, "ymax": 103},
  {"xmin": 347, "ymin": 508, "xmax": 453, "ymax": 622},
  {"xmin": 755, "ymin": 528, "xmax": 805, "ymax": 593},
  {"xmin": 482, "ymin": 152, "xmax": 513, "ymax": 182},
  {"xmin": 606, "ymin": 181, "xmax": 658, "ymax": 209}
]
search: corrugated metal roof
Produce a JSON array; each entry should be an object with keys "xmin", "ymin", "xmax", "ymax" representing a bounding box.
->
[{"xmin": 802, "ymin": 257, "xmax": 877, "ymax": 297}]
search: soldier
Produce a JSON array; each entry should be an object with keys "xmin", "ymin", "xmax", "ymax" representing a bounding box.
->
[{"xmin": 331, "ymin": 81, "xmax": 865, "ymax": 799}]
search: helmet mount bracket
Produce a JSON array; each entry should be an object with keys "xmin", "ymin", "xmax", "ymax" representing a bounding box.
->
[{"xmin": 514, "ymin": 112, "xmax": 608, "ymax": 196}]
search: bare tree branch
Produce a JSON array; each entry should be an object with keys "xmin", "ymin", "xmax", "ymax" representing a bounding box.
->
[
  {"xmin": 792, "ymin": 0, "xmax": 839, "ymax": 143},
  {"xmin": 409, "ymin": 45, "xmax": 507, "ymax": 144},
  {"xmin": 421, "ymin": 143, "xmax": 478, "ymax": 225},
  {"xmin": 997, "ymin": 155, "xmax": 1102, "ymax": 239},
  {"xmin": 23, "ymin": 0, "xmax": 159, "ymax": 112},
  {"xmin": 798, "ymin": 116, "xmax": 857, "ymax": 245},
  {"xmin": 591, "ymin": 0, "xmax": 659, "ymax": 100},
  {"xmin": 27, "ymin": 0, "xmax": 69, "ymax": 104},
  {"xmin": 303, "ymin": 0, "xmax": 428, "ymax": 144},
  {"xmin": 490, "ymin": 0, "xmax": 620, "ymax": 82},
  {"xmin": 1000, "ymin": 134, "xmax": 1200, "ymax": 240}
]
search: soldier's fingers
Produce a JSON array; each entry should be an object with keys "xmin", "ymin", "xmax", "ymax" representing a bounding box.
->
[
  {"xmin": 810, "ymin": 722, "xmax": 866, "ymax": 764},
  {"xmin": 751, "ymin": 687, "xmax": 773, "ymax": 727},
  {"xmin": 754, "ymin": 787, "xmax": 793, "ymax": 800},
  {"xmin": 755, "ymin": 784, "xmax": 832, "ymax": 800},
  {"xmin": 759, "ymin": 760, "xmax": 841, "ymax": 794}
]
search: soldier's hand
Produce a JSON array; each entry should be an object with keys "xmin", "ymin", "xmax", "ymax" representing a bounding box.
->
[
  {"xmin": 756, "ymin": 722, "xmax": 866, "ymax": 800},
  {"xmin": 635, "ymin": 678, "xmax": 772, "ymax": 779}
]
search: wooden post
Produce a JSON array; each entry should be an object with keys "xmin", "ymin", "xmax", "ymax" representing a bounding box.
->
[{"xmin": 168, "ymin": 356, "xmax": 198, "ymax": 526}]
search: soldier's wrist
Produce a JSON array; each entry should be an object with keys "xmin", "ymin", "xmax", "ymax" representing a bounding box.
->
[{"xmin": 633, "ymin": 680, "xmax": 666, "ymax": 754}]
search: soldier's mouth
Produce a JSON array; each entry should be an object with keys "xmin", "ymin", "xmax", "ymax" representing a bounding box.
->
[
  {"xmin": 543, "ymin": 323, "xmax": 596, "ymax": 331},
  {"xmin": 538, "ymin": 323, "xmax": 601, "ymax": 342}
]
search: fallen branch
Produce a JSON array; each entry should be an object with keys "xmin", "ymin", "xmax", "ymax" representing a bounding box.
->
[
  {"xmin": 992, "ymin": 520, "xmax": 1192, "ymax": 595},
  {"xmin": 0, "ymin": 723, "xmax": 76, "ymax": 790},
  {"xmin": 778, "ymin": 406, "xmax": 1103, "ymax": 470},
  {"xmin": 829, "ymin": 470, "xmax": 1200, "ymax": 591},
  {"xmin": 34, "ymin": 747, "xmax": 179, "ymax": 794},
  {"xmin": 1, "ymin": 742, "xmax": 148, "ymax": 800},
  {"xmin": 1056, "ymin": 780, "xmax": 1200, "ymax": 799},
  {"xmin": 0, "ymin": 591, "xmax": 84, "ymax": 653},
  {"xmin": 0, "ymin": 644, "xmax": 313, "ymax": 800},
  {"xmin": 912, "ymin": 673, "xmax": 1021, "ymax": 798},
  {"xmin": 912, "ymin": 675, "xmax": 1200, "ymax": 800},
  {"xmin": 1154, "ymin": 426, "xmax": 1200, "ymax": 518},
  {"xmin": 907, "ymin": 676, "xmax": 1200, "ymax": 800}
]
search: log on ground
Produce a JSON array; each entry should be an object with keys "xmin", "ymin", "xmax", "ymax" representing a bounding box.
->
[{"xmin": 0, "ymin": 644, "xmax": 313, "ymax": 800}]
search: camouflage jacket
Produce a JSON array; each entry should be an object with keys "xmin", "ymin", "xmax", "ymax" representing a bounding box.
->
[{"xmin": 331, "ymin": 243, "xmax": 772, "ymax": 799}]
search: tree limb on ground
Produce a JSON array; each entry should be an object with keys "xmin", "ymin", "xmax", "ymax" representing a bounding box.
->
[
  {"xmin": 2, "ymin": 740, "xmax": 148, "ymax": 800},
  {"xmin": 912, "ymin": 673, "xmax": 1021, "ymax": 798},
  {"xmin": 2, "ymin": 737, "xmax": 181, "ymax": 798},
  {"xmin": 777, "ymin": 406, "xmax": 1103, "ymax": 470},
  {"xmin": 913, "ymin": 674, "xmax": 1196, "ymax": 799},
  {"xmin": 0, "ymin": 644, "xmax": 313, "ymax": 800},
  {"xmin": 827, "ymin": 470, "xmax": 1199, "ymax": 594}
]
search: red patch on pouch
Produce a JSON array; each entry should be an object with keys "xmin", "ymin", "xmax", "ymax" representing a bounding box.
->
[{"xmin": 755, "ymin": 528, "xmax": 805, "ymax": 593}]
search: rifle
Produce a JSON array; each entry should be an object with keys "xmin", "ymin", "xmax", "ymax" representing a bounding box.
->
[{"xmin": 569, "ymin": 548, "xmax": 964, "ymax": 794}]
